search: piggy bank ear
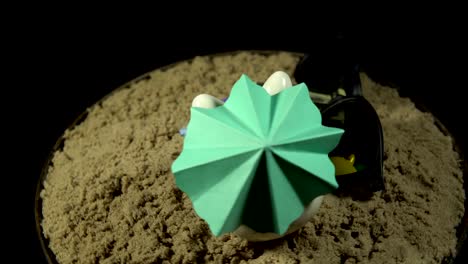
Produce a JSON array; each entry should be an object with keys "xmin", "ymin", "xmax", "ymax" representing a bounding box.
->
[
  {"xmin": 192, "ymin": 94, "xmax": 224, "ymax": 109},
  {"xmin": 191, "ymin": 71, "xmax": 294, "ymax": 109},
  {"xmin": 262, "ymin": 71, "xmax": 293, "ymax": 95}
]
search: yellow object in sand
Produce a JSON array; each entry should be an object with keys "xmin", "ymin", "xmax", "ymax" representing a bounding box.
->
[{"xmin": 331, "ymin": 154, "xmax": 357, "ymax": 176}]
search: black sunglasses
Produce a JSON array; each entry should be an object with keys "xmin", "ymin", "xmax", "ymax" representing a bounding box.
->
[{"xmin": 294, "ymin": 54, "xmax": 385, "ymax": 199}]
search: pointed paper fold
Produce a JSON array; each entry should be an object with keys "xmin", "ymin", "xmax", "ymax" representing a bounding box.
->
[{"xmin": 172, "ymin": 74, "xmax": 344, "ymax": 236}]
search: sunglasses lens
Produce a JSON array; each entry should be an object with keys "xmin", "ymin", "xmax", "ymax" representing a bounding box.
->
[{"xmin": 321, "ymin": 96, "xmax": 385, "ymax": 197}]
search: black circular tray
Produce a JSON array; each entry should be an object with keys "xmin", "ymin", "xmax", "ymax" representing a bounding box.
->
[{"xmin": 34, "ymin": 50, "xmax": 467, "ymax": 264}]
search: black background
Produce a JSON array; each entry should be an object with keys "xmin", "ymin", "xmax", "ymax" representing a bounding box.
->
[{"xmin": 8, "ymin": 18, "xmax": 466, "ymax": 263}]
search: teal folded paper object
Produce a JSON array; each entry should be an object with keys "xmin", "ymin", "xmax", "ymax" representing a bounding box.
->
[{"xmin": 171, "ymin": 74, "xmax": 344, "ymax": 236}]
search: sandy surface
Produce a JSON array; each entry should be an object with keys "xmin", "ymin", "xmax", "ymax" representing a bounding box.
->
[{"xmin": 41, "ymin": 51, "xmax": 464, "ymax": 264}]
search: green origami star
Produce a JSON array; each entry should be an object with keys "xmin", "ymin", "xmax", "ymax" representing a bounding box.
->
[{"xmin": 172, "ymin": 74, "xmax": 344, "ymax": 236}]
